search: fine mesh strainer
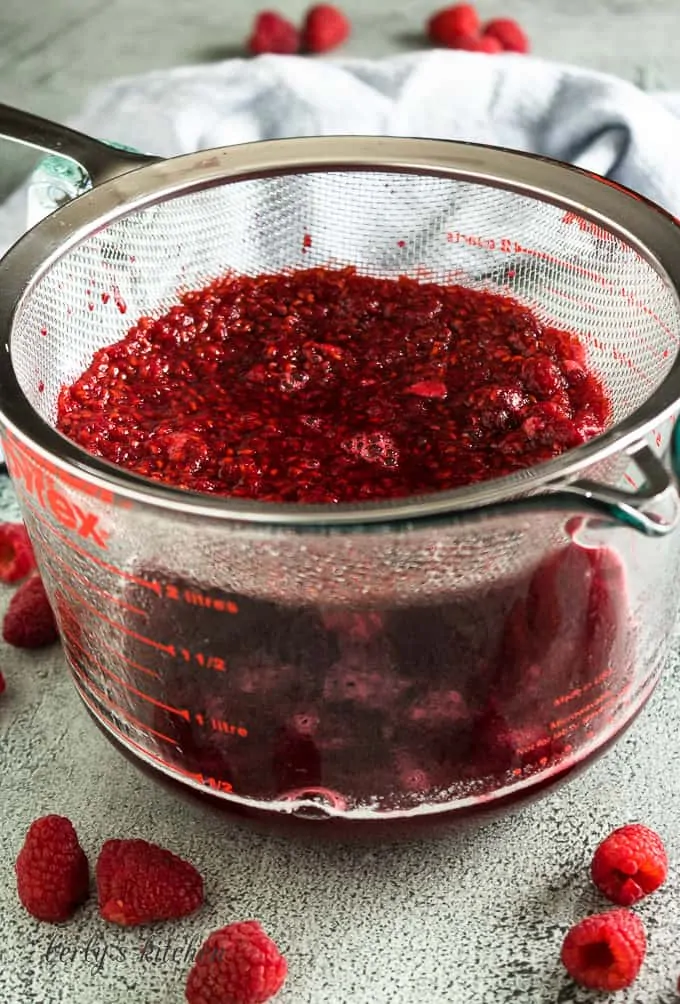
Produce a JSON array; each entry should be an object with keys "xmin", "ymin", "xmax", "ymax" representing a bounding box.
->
[
  {"xmin": 4, "ymin": 104, "xmax": 680, "ymax": 825},
  {"xmin": 1, "ymin": 102, "xmax": 680, "ymax": 537}
]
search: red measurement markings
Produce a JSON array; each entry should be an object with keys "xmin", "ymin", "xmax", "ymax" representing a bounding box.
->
[
  {"xmin": 202, "ymin": 777, "xmax": 236, "ymax": 793},
  {"xmin": 552, "ymin": 667, "xmax": 615, "ymax": 708},
  {"xmin": 211, "ymin": 718, "xmax": 247, "ymax": 737},
  {"xmin": 549, "ymin": 687, "xmax": 618, "ymax": 733},
  {"xmin": 39, "ymin": 533, "xmax": 148, "ymax": 618},
  {"xmin": 74, "ymin": 681, "xmax": 234, "ymax": 794},
  {"xmin": 550, "ymin": 693, "xmax": 621, "ymax": 745},
  {"xmin": 165, "ymin": 584, "xmax": 239, "ymax": 615},
  {"xmin": 192, "ymin": 712, "xmax": 247, "ymax": 737},
  {"xmin": 515, "ymin": 685, "xmax": 622, "ymax": 761},
  {"xmin": 24, "ymin": 496, "xmax": 162, "ymax": 595},
  {"xmin": 54, "ymin": 580, "xmax": 224, "ymax": 676},
  {"xmin": 514, "ymin": 738, "xmax": 573, "ymax": 761},
  {"xmin": 177, "ymin": 648, "xmax": 226, "ymax": 673},
  {"xmin": 63, "ymin": 624, "xmax": 190, "ymax": 720},
  {"xmin": 96, "ymin": 635, "xmax": 161, "ymax": 681},
  {"xmin": 68, "ymin": 657, "xmax": 176, "ymax": 746},
  {"xmin": 56, "ymin": 577, "xmax": 176, "ymax": 655}
]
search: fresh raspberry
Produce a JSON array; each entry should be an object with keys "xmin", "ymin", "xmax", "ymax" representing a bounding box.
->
[
  {"xmin": 451, "ymin": 33, "xmax": 503, "ymax": 52},
  {"xmin": 96, "ymin": 839, "xmax": 204, "ymax": 925},
  {"xmin": 591, "ymin": 824, "xmax": 668, "ymax": 906},
  {"xmin": 0, "ymin": 670, "xmax": 5, "ymax": 695},
  {"xmin": 0, "ymin": 523, "xmax": 37, "ymax": 583},
  {"xmin": 15, "ymin": 815, "xmax": 89, "ymax": 922},
  {"xmin": 560, "ymin": 909, "xmax": 646, "ymax": 991},
  {"xmin": 427, "ymin": 4, "xmax": 480, "ymax": 46},
  {"xmin": 302, "ymin": 4, "xmax": 351, "ymax": 53},
  {"xmin": 482, "ymin": 17, "xmax": 530, "ymax": 53},
  {"xmin": 3, "ymin": 575, "xmax": 58, "ymax": 649},
  {"xmin": 247, "ymin": 11, "xmax": 300, "ymax": 55},
  {"xmin": 185, "ymin": 921, "xmax": 287, "ymax": 1004}
]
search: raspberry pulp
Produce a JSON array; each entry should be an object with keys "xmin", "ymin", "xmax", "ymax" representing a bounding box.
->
[
  {"xmin": 15, "ymin": 815, "xmax": 89, "ymax": 922},
  {"xmin": 56, "ymin": 267, "xmax": 610, "ymax": 504},
  {"xmin": 185, "ymin": 921, "xmax": 287, "ymax": 1004},
  {"xmin": 560, "ymin": 909, "xmax": 646, "ymax": 991},
  {"xmin": 591, "ymin": 823, "xmax": 668, "ymax": 906}
]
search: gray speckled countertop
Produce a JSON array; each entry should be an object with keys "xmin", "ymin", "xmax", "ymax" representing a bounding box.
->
[{"xmin": 4, "ymin": 1, "xmax": 680, "ymax": 1001}]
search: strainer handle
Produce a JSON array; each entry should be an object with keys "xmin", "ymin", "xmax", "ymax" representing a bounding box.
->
[
  {"xmin": 0, "ymin": 102, "xmax": 156, "ymax": 187},
  {"xmin": 551, "ymin": 438, "xmax": 680, "ymax": 537}
]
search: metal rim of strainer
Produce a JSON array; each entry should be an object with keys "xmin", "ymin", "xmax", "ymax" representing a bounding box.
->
[{"xmin": 1, "ymin": 133, "xmax": 680, "ymax": 527}]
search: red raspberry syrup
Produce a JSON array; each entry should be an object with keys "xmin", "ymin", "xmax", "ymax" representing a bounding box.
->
[{"xmin": 54, "ymin": 268, "xmax": 635, "ymax": 823}]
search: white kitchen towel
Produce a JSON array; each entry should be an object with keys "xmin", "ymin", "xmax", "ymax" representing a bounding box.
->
[{"xmin": 3, "ymin": 49, "xmax": 680, "ymax": 257}]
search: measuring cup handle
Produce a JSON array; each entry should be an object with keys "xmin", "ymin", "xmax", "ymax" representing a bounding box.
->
[
  {"xmin": 549, "ymin": 428, "xmax": 680, "ymax": 537},
  {"xmin": 0, "ymin": 102, "xmax": 156, "ymax": 187}
]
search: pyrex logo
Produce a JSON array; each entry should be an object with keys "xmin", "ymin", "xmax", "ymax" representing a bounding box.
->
[{"xmin": 4, "ymin": 438, "xmax": 110, "ymax": 549}]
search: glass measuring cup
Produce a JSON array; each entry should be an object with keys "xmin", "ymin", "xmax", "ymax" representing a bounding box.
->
[{"xmin": 2, "ymin": 102, "xmax": 680, "ymax": 835}]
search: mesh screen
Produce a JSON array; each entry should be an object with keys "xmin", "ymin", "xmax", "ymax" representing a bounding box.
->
[{"xmin": 10, "ymin": 170, "xmax": 680, "ymax": 447}]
